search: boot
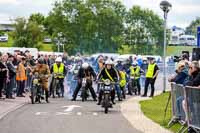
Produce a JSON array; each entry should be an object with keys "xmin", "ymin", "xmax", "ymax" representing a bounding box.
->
[{"xmin": 45, "ymin": 91, "xmax": 49, "ymax": 103}]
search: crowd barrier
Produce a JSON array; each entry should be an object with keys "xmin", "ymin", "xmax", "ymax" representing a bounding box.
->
[
  {"xmin": 185, "ymin": 86, "xmax": 200, "ymax": 131},
  {"xmin": 169, "ymin": 83, "xmax": 200, "ymax": 132},
  {"xmin": 170, "ymin": 83, "xmax": 186, "ymax": 123}
]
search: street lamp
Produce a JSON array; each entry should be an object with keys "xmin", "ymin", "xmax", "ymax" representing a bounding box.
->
[{"xmin": 160, "ymin": 0, "xmax": 172, "ymax": 93}]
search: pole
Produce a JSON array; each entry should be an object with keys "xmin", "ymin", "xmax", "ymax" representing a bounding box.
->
[{"xmin": 163, "ymin": 12, "xmax": 167, "ymax": 93}]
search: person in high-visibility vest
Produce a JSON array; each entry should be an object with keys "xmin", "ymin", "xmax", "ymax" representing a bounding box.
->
[
  {"xmin": 50, "ymin": 57, "xmax": 67, "ymax": 97},
  {"xmin": 128, "ymin": 61, "xmax": 144, "ymax": 95},
  {"xmin": 142, "ymin": 57, "xmax": 159, "ymax": 97},
  {"xmin": 119, "ymin": 70, "xmax": 126, "ymax": 99}
]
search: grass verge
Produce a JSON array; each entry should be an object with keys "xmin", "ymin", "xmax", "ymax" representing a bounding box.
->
[{"xmin": 140, "ymin": 92, "xmax": 182, "ymax": 133}]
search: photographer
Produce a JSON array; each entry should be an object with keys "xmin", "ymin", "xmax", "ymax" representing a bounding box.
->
[{"xmin": 168, "ymin": 61, "xmax": 188, "ymax": 85}]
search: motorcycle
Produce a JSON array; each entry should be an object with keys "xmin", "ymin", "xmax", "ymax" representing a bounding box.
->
[
  {"xmin": 51, "ymin": 73, "xmax": 64, "ymax": 98},
  {"xmin": 127, "ymin": 75, "xmax": 138, "ymax": 95},
  {"xmin": 30, "ymin": 73, "xmax": 44, "ymax": 104},
  {"xmin": 98, "ymin": 79, "xmax": 116, "ymax": 114},
  {"xmin": 80, "ymin": 78, "xmax": 89, "ymax": 102}
]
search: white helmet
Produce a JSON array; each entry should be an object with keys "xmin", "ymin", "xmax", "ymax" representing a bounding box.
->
[
  {"xmin": 132, "ymin": 61, "xmax": 138, "ymax": 66},
  {"xmin": 105, "ymin": 59, "xmax": 114, "ymax": 65},
  {"xmin": 55, "ymin": 57, "xmax": 62, "ymax": 62},
  {"xmin": 82, "ymin": 62, "xmax": 89, "ymax": 69}
]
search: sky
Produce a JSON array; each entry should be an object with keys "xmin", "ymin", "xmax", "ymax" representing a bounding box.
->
[{"xmin": 0, "ymin": 0, "xmax": 200, "ymax": 29}]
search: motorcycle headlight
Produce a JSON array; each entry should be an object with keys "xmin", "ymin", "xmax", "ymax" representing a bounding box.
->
[
  {"xmin": 33, "ymin": 79, "xmax": 39, "ymax": 84},
  {"xmin": 104, "ymin": 79, "xmax": 111, "ymax": 86}
]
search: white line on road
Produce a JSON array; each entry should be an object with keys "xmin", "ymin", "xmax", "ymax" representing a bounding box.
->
[
  {"xmin": 55, "ymin": 112, "xmax": 71, "ymax": 116},
  {"xmin": 77, "ymin": 112, "xmax": 82, "ymax": 116},
  {"xmin": 62, "ymin": 105, "xmax": 82, "ymax": 112},
  {"xmin": 93, "ymin": 112, "xmax": 98, "ymax": 116},
  {"xmin": 35, "ymin": 112, "xmax": 48, "ymax": 116}
]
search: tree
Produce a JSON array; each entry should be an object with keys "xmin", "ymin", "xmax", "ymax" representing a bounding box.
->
[
  {"xmin": 29, "ymin": 13, "xmax": 45, "ymax": 25},
  {"xmin": 186, "ymin": 17, "xmax": 200, "ymax": 36},
  {"xmin": 124, "ymin": 6, "xmax": 164, "ymax": 55},
  {"xmin": 12, "ymin": 18, "xmax": 42, "ymax": 48},
  {"xmin": 46, "ymin": 0, "xmax": 126, "ymax": 54}
]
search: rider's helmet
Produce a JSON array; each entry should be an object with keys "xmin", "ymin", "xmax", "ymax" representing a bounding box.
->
[
  {"xmin": 55, "ymin": 57, "xmax": 62, "ymax": 62},
  {"xmin": 82, "ymin": 62, "xmax": 89, "ymax": 69},
  {"xmin": 105, "ymin": 59, "xmax": 114, "ymax": 65},
  {"xmin": 132, "ymin": 61, "xmax": 138, "ymax": 67}
]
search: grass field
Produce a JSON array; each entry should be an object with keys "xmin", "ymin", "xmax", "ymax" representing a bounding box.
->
[
  {"xmin": 140, "ymin": 92, "xmax": 182, "ymax": 133},
  {"xmin": 167, "ymin": 46, "xmax": 195, "ymax": 56},
  {"xmin": 0, "ymin": 38, "xmax": 53, "ymax": 51}
]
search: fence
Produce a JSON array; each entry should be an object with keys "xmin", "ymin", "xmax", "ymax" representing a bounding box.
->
[
  {"xmin": 185, "ymin": 86, "xmax": 200, "ymax": 131},
  {"xmin": 169, "ymin": 83, "xmax": 200, "ymax": 132},
  {"xmin": 169, "ymin": 83, "xmax": 186, "ymax": 125}
]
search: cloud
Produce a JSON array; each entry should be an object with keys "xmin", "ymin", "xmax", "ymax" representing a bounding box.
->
[{"xmin": 0, "ymin": 0, "xmax": 20, "ymax": 5}]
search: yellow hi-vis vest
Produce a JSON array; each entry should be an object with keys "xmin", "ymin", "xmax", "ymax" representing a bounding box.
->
[
  {"xmin": 146, "ymin": 64, "xmax": 156, "ymax": 78},
  {"xmin": 130, "ymin": 66, "xmax": 140, "ymax": 79},
  {"xmin": 119, "ymin": 71, "xmax": 126, "ymax": 87},
  {"xmin": 53, "ymin": 63, "xmax": 65, "ymax": 78}
]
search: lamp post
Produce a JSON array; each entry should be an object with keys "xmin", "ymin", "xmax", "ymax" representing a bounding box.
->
[{"xmin": 160, "ymin": 0, "xmax": 172, "ymax": 93}]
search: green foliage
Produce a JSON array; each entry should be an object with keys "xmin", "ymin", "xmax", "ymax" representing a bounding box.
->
[
  {"xmin": 140, "ymin": 92, "xmax": 182, "ymax": 133},
  {"xmin": 12, "ymin": 18, "xmax": 42, "ymax": 48},
  {"xmin": 186, "ymin": 17, "xmax": 200, "ymax": 36},
  {"xmin": 29, "ymin": 13, "xmax": 45, "ymax": 25},
  {"xmin": 46, "ymin": 0, "xmax": 126, "ymax": 54}
]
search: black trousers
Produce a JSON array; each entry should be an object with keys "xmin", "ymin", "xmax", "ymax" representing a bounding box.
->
[
  {"xmin": 143, "ymin": 78, "xmax": 156, "ymax": 96},
  {"xmin": 72, "ymin": 79, "xmax": 97, "ymax": 100},
  {"xmin": 58, "ymin": 78, "xmax": 64, "ymax": 96},
  {"xmin": 0, "ymin": 79, "xmax": 5, "ymax": 97},
  {"xmin": 17, "ymin": 80, "xmax": 25, "ymax": 96}
]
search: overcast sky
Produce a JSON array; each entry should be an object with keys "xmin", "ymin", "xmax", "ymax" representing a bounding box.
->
[{"xmin": 0, "ymin": 0, "xmax": 200, "ymax": 28}]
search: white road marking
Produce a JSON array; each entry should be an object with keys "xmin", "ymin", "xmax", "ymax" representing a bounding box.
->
[
  {"xmin": 93, "ymin": 112, "xmax": 98, "ymax": 116},
  {"xmin": 35, "ymin": 112, "xmax": 48, "ymax": 116},
  {"xmin": 55, "ymin": 112, "xmax": 71, "ymax": 116},
  {"xmin": 77, "ymin": 112, "xmax": 82, "ymax": 116},
  {"xmin": 62, "ymin": 105, "xmax": 81, "ymax": 112}
]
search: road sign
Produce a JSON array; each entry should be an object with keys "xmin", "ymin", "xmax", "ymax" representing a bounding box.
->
[{"xmin": 197, "ymin": 26, "xmax": 200, "ymax": 48}]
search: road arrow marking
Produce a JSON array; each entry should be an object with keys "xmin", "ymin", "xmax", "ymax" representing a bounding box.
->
[
  {"xmin": 35, "ymin": 112, "xmax": 48, "ymax": 116},
  {"xmin": 62, "ymin": 105, "xmax": 81, "ymax": 112},
  {"xmin": 55, "ymin": 112, "xmax": 71, "ymax": 116}
]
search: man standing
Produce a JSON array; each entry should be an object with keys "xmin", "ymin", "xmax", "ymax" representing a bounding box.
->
[
  {"xmin": 51, "ymin": 57, "xmax": 67, "ymax": 97},
  {"xmin": 0, "ymin": 53, "xmax": 8, "ymax": 99},
  {"xmin": 142, "ymin": 57, "xmax": 159, "ymax": 97},
  {"xmin": 16, "ymin": 56, "xmax": 27, "ymax": 97},
  {"xmin": 6, "ymin": 54, "xmax": 16, "ymax": 99}
]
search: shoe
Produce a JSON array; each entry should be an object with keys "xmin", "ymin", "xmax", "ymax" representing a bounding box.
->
[
  {"xmin": 46, "ymin": 100, "xmax": 50, "ymax": 103},
  {"xmin": 97, "ymin": 102, "xmax": 101, "ymax": 105},
  {"xmin": 71, "ymin": 98, "xmax": 76, "ymax": 101},
  {"xmin": 118, "ymin": 98, "xmax": 122, "ymax": 101},
  {"xmin": 149, "ymin": 95, "xmax": 153, "ymax": 98},
  {"xmin": 94, "ymin": 98, "xmax": 97, "ymax": 102},
  {"xmin": 141, "ymin": 95, "xmax": 147, "ymax": 97},
  {"xmin": 112, "ymin": 101, "xmax": 116, "ymax": 104}
]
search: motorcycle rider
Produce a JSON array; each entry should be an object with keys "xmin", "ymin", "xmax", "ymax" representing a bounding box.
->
[
  {"xmin": 50, "ymin": 57, "xmax": 67, "ymax": 97},
  {"xmin": 97, "ymin": 59, "xmax": 119, "ymax": 105},
  {"xmin": 71, "ymin": 62, "xmax": 97, "ymax": 101},
  {"xmin": 128, "ymin": 61, "xmax": 143, "ymax": 95},
  {"xmin": 32, "ymin": 58, "xmax": 50, "ymax": 103}
]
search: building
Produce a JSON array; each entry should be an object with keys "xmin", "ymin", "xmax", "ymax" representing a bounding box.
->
[
  {"xmin": 0, "ymin": 21, "xmax": 15, "ymax": 31},
  {"xmin": 169, "ymin": 26, "xmax": 185, "ymax": 45}
]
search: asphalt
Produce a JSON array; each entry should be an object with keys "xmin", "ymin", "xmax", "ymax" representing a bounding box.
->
[{"xmin": 0, "ymin": 98, "xmax": 141, "ymax": 133}]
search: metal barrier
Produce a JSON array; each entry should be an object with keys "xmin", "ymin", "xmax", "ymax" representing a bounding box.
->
[
  {"xmin": 185, "ymin": 86, "xmax": 200, "ymax": 131},
  {"xmin": 168, "ymin": 83, "xmax": 186, "ymax": 127}
]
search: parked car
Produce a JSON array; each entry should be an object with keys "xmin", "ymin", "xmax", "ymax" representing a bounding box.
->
[{"xmin": 0, "ymin": 34, "xmax": 8, "ymax": 42}]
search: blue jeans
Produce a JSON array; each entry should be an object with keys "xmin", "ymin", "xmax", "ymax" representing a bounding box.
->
[
  {"xmin": 115, "ymin": 84, "xmax": 121, "ymax": 99},
  {"xmin": 176, "ymin": 96, "xmax": 185, "ymax": 119}
]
